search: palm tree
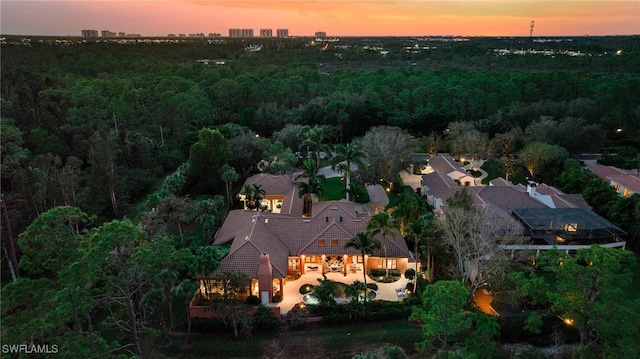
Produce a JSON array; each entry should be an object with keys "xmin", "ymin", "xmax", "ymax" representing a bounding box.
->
[
  {"xmin": 313, "ymin": 274, "xmax": 340, "ymax": 306},
  {"xmin": 344, "ymin": 231, "xmax": 382, "ymax": 306},
  {"xmin": 366, "ymin": 211, "xmax": 400, "ymax": 279},
  {"xmin": 405, "ymin": 213, "xmax": 439, "ymax": 292},
  {"xmin": 220, "ymin": 164, "xmax": 239, "ymax": 205},
  {"xmin": 330, "ymin": 141, "xmax": 368, "ymax": 201},
  {"xmin": 243, "ymin": 184, "xmax": 266, "ymax": 211},
  {"xmin": 298, "ymin": 177, "xmax": 322, "ymax": 217},
  {"xmin": 298, "ymin": 125, "xmax": 328, "ymax": 167},
  {"xmin": 296, "ymin": 159, "xmax": 326, "ymax": 216}
]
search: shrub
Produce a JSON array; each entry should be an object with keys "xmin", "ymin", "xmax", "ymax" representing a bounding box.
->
[
  {"xmin": 404, "ymin": 268, "xmax": 416, "ymax": 280},
  {"xmin": 285, "ymin": 312, "xmax": 308, "ymax": 331},
  {"xmin": 272, "ymin": 294, "xmax": 282, "ymax": 303},
  {"xmin": 405, "ymin": 282, "xmax": 414, "ymax": 292},
  {"xmin": 367, "ymin": 300, "xmax": 411, "ymax": 320},
  {"xmin": 253, "ymin": 304, "xmax": 281, "ymax": 331},
  {"xmin": 245, "ymin": 295, "xmax": 261, "ymax": 306},
  {"xmin": 368, "ymin": 269, "xmax": 401, "ymax": 277},
  {"xmin": 351, "ymin": 183, "xmax": 370, "ymax": 203},
  {"xmin": 366, "ymin": 283, "xmax": 378, "ymax": 291}
]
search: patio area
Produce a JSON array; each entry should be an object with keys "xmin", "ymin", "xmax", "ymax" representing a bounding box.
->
[{"xmin": 277, "ymin": 265, "xmax": 413, "ymax": 314}]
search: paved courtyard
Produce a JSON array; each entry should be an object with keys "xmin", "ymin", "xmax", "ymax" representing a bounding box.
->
[{"xmin": 277, "ymin": 267, "xmax": 413, "ymax": 314}]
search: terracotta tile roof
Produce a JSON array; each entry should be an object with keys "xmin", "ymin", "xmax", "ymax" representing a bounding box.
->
[
  {"xmin": 610, "ymin": 175, "xmax": 640, "ymax": 193},
  {"xmin": 489, "ymin": 178, "xmax": 513, "ymax": 187},
  {"xmin": 213, "ymin": 210, "xmax": 256, "ymax": 245},
  {"xmin": 587, "ymin": 165, "xmax": 629, "ymax": 180},
  {"xmin": 421, "ymin": 171, "xmax": 459, "ymax": 202},
  {"xmin": 243, "ymin": 173, "xmax": 298, "ymax": 196},
  {"xmin": 428, "ymin": 155, "xmax": 462, "ymax": 174},
  {"xmin": 587, "ymin": 164, "xmax": 640, "ymax": 194},
  {"xmin": 474, "ymin": 186, "xmax": 546, "ymax": 214},
  {"xmin": 212, "ymin": 200, "xmax": 412, "ymax": 277},
  {"xmin": 535, "ymin": 184, "xmax": 591, "ymax": 208}
]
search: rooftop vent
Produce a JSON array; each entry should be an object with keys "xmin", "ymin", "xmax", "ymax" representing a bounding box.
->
[
  {"xmin": 302, "ymin": 219, "xmax": 311, "ymax": 223},
  {"xmin": 265, "ymin": 218, "xmax": 269, "ymax": 224},
  {"xmin": 244, "ymin": 235, "xmax": 250, "ymax": 241}
]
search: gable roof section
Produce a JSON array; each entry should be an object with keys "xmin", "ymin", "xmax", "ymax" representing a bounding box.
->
[
  {"xmin": 428, "ymin": 155, "xmax": 462, "ymax": 174},
  {"xmin": 214, "ymin": 210, "xmax": 256, "ymax": 245},
  {"xmin": 610, "ymin": 175, "xmax": 640, "ymax": 193},
  {"xmin": 243, "ymin": 173, "xmax": 297, "ymax": 196}
]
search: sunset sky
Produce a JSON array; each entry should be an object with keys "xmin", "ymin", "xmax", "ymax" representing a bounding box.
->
[{"xmin": 1, "ymin": 1, "xmax": 639, "ymax": 37}]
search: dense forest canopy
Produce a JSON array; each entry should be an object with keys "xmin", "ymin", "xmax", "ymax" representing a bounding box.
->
[
  {"xmin": 2, "ymin": 34, "xmax": 640, "ymax": 358},
  {"xmin": 2, "ymin": 34, "xmax": 639, "ymax": 229}
]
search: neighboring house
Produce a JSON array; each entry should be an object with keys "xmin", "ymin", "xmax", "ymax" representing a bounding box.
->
[
  {"xmin": 191, "ymin": 173, "xmax": 411, "ymax": 316},
  {"xmin": 422, "ymin": 155, "xmax": 626, "ymax": 252},
  {"xmin": 587, "ymin": 164, "xmax": 640, "ymax": 198}
]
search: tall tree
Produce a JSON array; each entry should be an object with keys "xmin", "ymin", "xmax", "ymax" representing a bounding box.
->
[
  {"xmin": 212, "ymin": 270, "xmax": 253, "ymax": 339},
  {"xmin": 220, "ymin": 164, "xmax": 239, "ymax": 206},
  {"xmin": 410, "ymin": 280, "xmax": 472, "ymax": 358},
  {"xmin": 75, "ymin": 221, "xmax": 184, "ymax": 358},
  {"xmin": 18, "ymin": 206, "xmax": 90, "ymax": 277},
  {"xmin": 520, "ymin": 142, "xmax": 569, "ymax": 182},
  {"xmin": 330, "ymin": 141, "xmax": 368, "ymax": 201},
  {"xmin": 438, "ymin": 207, "xmax": 521, "ymax": 296},
  {"xmin": 535, "ymin": 246, "xmax": 637, "ymax": 359},
  {"xmin": 405, "ymin": 213, "xmax": 439, "ymax": 287},
  {"xmin": 344, "ymin": 231, "xmax": 382, "ymax": 306},
  {"xmin": 298, "ymin": 125, "xmax": 328, "ymax": 167},
  {"xmin": 360, "ymin": 126, "xmax": 417, "ymax": 185},
  {"xmin": 366, "ymin": 211, "xmax": 400, "ymax": 278},
  {"xmin": 188, "ymin": 128, "xmax": 231, "ymax": 186}
]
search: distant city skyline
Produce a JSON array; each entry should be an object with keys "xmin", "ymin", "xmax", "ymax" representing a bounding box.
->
[{"xmin": 1, "ymin": 1, "xmax": 639, "ymax": 37}]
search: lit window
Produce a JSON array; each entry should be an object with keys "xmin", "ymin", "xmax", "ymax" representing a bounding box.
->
[
  {"xmin": 623, "ymin": 188, "xmax": 631, "ymax": 197},
  {"xmin": 318, "ymin": 239, "xmax": 325, "ymax": 246},
  {"xmin": 614, "ymin": 184, "xmax": 621, "ymax": 193},
  {"xmin": 331, "ymin": 239, "xmax": 339, "ymax": 246}
]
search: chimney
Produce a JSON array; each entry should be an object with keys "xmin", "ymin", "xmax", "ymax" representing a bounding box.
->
[{"xmin": 527, "ymin": 181, "xmax": 537, "ymax": 197}]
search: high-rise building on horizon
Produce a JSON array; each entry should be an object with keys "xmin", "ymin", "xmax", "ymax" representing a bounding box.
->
[
  {"xmin": 81, "ymin": 29, "xmax": 98, "ymax": 38},
  {"xmin": 315, "ymin": 31, "xmax": 327, "ymax": 38},
  {"xmin": 101, "ymin": 30, "xmax": 117, "ymax": 38},
  {"xmin": 118, "ymin": 32, "xmax": 126, "ymax": 37},
  {"xmin": 260, "ymin": 29, "xmax": 273, "ymax": 37},
  {"xmin": 228, "ymin": 28, "xmax": 254, "ymax": 38},
  {"xmin": 276, "ymin": 29, "xmax": 289, "ymax": 38}
]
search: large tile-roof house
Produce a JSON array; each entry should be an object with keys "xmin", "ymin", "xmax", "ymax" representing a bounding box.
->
[
  {"xmin": 422, "ymin": 155, "xmax": 626, "ymax": 251},
  {"xmin": 195, "ymin": 173, "xmax": 411, "ymax": 310}
]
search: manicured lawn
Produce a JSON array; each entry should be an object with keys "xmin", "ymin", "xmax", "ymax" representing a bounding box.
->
[{"xmin": 320, "ymin": 177, "xmax": 346, "ymax": 201}]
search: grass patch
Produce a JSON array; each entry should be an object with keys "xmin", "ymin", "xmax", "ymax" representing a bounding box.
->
[
  {"xmin": 158, "ymin": 334, "xmax": 264, "ymax": 358},
  {"xmin": 157, "ymin": 320, "xmax": 421, "ymax": 359},
  {"xmin": 320, "ymin": 177, "xmax": 346, "ymax": 201}
]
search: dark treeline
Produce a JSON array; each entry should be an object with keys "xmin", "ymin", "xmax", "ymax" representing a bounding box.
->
[{"xmin": 2, "ymin": 35, "xmax": 639, "ymax": 227}]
